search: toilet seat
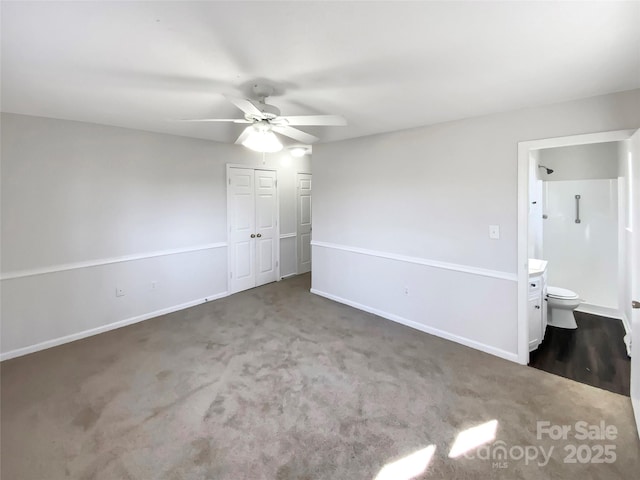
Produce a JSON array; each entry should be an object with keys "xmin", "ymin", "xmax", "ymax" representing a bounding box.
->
[{"xmin": 547, "ymin": 286, "xmax": 579, "ymax": 300}]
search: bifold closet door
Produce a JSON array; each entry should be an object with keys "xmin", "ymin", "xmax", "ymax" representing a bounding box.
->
[
  {"xmin": 228, "ymin": 168, "xmax": 277, "ymax": 294},
  {"xmin": 229, "ymin": 168, "xmax": 257, "ymax": 293}
]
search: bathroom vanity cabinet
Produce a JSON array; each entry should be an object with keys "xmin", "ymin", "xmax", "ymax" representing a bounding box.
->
[{"xmin": 528, "ymin": 271, "xmax": 547, "ymax": 352}]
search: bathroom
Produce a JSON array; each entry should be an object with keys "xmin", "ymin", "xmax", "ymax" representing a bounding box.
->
[{"xmin": 527, "ymin": 140, "xmax": 633, "ymax": 395}]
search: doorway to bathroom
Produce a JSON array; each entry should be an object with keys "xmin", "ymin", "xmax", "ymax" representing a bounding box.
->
[
  {"xmin": 527, "ymin": 141, "xmax": 630, "ymax": 394},
  {"xmin": 517, "ymin": 130, "xmax": 640, "ymax": 406}
]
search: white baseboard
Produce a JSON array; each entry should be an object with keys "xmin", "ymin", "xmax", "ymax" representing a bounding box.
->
[
  {"xmin": 280, "ymin": 272, "xmax": 298, "ymax": 280},
  {"xmin": 310, "ymin": 288, "xmax": 519, "ymax": 363},
  {"xmin": 0, "ymin": 291, "xmax": 228, "ymax": 361},
  {"xmin": 575, "ymin": 303, "xmax": 622, "ymax": 320}
]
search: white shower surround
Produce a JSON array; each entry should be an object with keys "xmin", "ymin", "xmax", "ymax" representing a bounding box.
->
[{"xmin": 543, "ymin": 179, "xmax": 619, "ymax": 311}]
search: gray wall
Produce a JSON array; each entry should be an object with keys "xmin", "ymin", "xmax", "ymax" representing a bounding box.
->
[
  {"xmin": 311, "ymin": 89, "xmax": 640, "ymax": 361},
  {"xmin": 1, "ymin": 113, "xmax": 311, "ymax": 356},
  {"xmin": 538, "ymin": 141, "xmax": 619, "ymax": 181}
]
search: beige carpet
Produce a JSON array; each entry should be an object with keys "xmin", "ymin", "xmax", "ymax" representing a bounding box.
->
[{"xmin": 1, "ymin": 273, "xmax": 638, "ymax": 479}]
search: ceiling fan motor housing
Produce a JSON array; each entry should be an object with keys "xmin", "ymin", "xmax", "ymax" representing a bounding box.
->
[
  {"xmin": 252, "ymin": 83, "xmax": 274, "ymax": 98},
  {"xmin": 247, "ymin": 101, "xmax": 280, "ymax": 121},
  {"xmin": 248, "ymin": 83, "xmax": 280, "ymax": 120}
]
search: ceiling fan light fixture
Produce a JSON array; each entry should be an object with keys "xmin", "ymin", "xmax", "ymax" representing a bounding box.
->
[
  {"xmin": 242, "ymin": 128, "xmax": 283, "ymax": 153},
  {"xmin": 289, "ymin": 146, "xmax": 308, "ymax": 157}
]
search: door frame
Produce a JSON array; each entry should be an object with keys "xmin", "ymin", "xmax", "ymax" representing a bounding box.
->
[
  {"xmin": 516, "ymin": 129, "xmax": 636, "ymax": 365},
  {"xmin": 226, "ymin": 164, "xmax": 280, "ymax": 294}
]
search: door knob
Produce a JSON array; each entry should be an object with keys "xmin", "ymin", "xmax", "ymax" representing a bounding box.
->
[
  {"xmin": 256, "ymin": 233, "xmax": 262, "ymax": 238},
  {"xmin": 633, "ymin": 300, "xmax": 640, "ymax": 309},
  {"xmin": 250, "ymin": 234, "xmax": 256, "ymax": 238}
]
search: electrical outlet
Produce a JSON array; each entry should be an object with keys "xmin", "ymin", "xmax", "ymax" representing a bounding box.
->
[
  {"xmin": 151, "ymin": 281, "xmax": 157, "ymax": 290},
  {"xmin": 116, "ymin": 287, "xmax": 125, "ymax": 297},
  {"xmin": 489, "ymin": 225, "xmax": 500, "ymax": 239},
  {"xmin": 404, "ymin": 287, "xmax": 409, "ymax": 296}
]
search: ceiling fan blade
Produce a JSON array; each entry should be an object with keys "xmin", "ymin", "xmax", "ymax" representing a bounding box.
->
[
  {"xmin": 225, "ymin": 95, "xmax": 264, "ymax": 117},
  {"xmin": 272, "ymin": 125, "xmax": 320, "ymax": 144},
  {"xmin": 177, "ymin": 118, "xmax": 251, "ymax": 123},
  {"xmin": 234, "ymin": 126, "xmax": 254, "ymax": 145},
  {"xmin": 274, "ymin": 114, "xmax": 347, "ymax": 126}
]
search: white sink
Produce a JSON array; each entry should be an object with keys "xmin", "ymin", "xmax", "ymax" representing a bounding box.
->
[{"xmin": 528, "ymin": 258, "xmax": 548, "ymax": 277}]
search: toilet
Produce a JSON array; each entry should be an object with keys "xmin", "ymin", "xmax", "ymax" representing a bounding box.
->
[{"xmin": 546, "ymin": 286, "xmax": 581, "ymax": 329}]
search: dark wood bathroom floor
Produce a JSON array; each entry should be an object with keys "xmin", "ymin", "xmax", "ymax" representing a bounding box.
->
[{"xmin": 529, "ymin": 311, "xmax": 630, "ymax": 396}]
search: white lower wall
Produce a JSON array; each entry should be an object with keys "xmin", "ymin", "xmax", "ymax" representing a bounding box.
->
[
  {"xmin": 311, "ymin": 243, "xmax": 518, "ymax": 361},
  {"xmin": 1, "ymin": 246, "xmax": 228, "ymax": 360}
]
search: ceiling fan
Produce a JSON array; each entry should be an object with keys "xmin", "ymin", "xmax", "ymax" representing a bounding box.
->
[{"xmin": 180, "ymin": 84, "xmax": 347, "ymax": 152}]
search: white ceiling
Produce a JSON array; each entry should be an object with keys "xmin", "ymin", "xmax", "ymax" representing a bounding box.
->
[{"xmin": 2, "ymin": 1, "xmax": 639, "ymax": 144}]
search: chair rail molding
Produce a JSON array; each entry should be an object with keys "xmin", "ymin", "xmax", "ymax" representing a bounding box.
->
[
  {"xmin": 311, "ymin": 241, "xmax": 517, "ymax": 281},
  {"xmin": 1, "ymin": 242, "xmax": 228, "ymax": 281}
]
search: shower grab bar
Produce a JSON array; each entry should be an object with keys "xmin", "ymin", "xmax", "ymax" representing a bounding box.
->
[{"xmin": 575, "ymin": 195, "xmax": 581, "ymax": 224}]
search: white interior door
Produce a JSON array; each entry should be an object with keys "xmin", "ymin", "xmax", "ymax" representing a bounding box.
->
[
  {"xmin": 228, "ymin": 168, "xmax": 256, "ymax": 294},
  {"xmin": 255, "ymin": 170, "xmax": 278, "ymax": 287},
  {"xmin": 297, "ymin": 173, "xmax": 312, "ymax": 274},
  {"xmin": 629, "ymin": 129, "xmax": 640, "ymax": 436},
  {"xmin": 228, "ymin": 167, "xmax": 278, "ymax": 294}
]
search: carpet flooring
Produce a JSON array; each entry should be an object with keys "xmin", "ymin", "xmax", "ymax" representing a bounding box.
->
[{"xmin": 1, "ymin": 273, "xmax": 638, "ymax": 479}]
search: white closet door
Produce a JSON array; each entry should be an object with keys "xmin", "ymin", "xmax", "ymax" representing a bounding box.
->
[
  {"xmin": 297, "ymin": 173, "xmax": 312, "ymax": 274},
  {"xmin": 228, "ymin": 167, "xmax": 278, "ymax": 294},
  {"xmin": 254, "ymin": 170, "xmax": 278, "ymax": 287},
  {"xmin": 228, "ymin": 168, "xmax": 256, "ymax": 294}
]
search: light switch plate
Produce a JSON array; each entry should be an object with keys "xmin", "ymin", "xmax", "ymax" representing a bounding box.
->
[{"xmin": 489, "ymin": 225, "xmax": 500, "ymax": 239}]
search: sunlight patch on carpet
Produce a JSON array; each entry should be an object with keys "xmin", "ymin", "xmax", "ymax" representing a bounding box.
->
[
  {"xmin": 448, "ymin": 419, "xmax": 498, "ymax": 458},
  {"xmin": 374, "ymin": 445, "xmax": 436, "ymax": 480}
]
